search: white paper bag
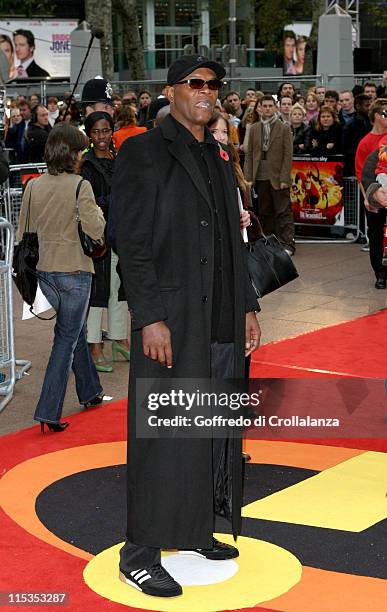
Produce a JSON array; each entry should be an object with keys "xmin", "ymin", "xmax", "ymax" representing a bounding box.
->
[{"xmin": 22, "ymin": 283, "xmax": 53, "ymax": 320}]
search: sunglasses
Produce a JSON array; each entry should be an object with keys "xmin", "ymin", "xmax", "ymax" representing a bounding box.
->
[
  {"xmin": 380, "ymin": 110, "xmax": 387, "ymax": 118},
  {"xmin": 175, "ymin": 78, "xmax": 223, "ymax": 91}
]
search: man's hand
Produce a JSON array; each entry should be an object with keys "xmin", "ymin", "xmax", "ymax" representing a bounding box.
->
[
  {"xmin": 142, "ymin": 321, "xmax": 173, "ymax": 368},
  {"xmin": 245, "ymin": 311, "xmax": 261, "ymax": 357},
  {"xmin": 280, "ymin": 182, "xmax": 289, "ymax": 190},
  {"xmin": 364, "ymin": 196, "xmax": 380, "ymax": 213},
  {"xmin": 326, "ymin": 142, "xmax": 334, "ymax": 150}
]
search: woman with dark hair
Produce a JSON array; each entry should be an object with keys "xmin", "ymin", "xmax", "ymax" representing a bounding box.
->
[
  {"xmin": 16, "ymin": 123, "xmax": 105, "ymax": 432},
  {"xmin": 137, "ymin": 90, "xmax": 152, "ymax": 126},
  {"xmin": 207, "ymin": 112, "xmax": 261, "ymax": 240},
  {"xmin": 81, "ymin": 111, "xmax": 129, "ymax": 372},
  {"xmin": 309, "ymin": 105, "xmax": 342, "ymax": 156}
]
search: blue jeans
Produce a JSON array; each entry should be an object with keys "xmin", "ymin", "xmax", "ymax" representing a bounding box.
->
[{"xmin": 34, "ymin": 271, "xmax": 103, "ymax": 424}]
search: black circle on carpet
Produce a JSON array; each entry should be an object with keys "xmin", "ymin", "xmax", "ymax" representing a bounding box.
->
[{"xmin": 35, "ymin": 463, "xmax": 386, "ymax": 578}]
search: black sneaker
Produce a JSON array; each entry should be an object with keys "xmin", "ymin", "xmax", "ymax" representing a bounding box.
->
[
  {"xmin": 119, "ymin": 563, "xmax": 182, "ymax": 597},
  {"xmin": 179, "ymin": 537, "xmax": 239, "ymax": 560}
]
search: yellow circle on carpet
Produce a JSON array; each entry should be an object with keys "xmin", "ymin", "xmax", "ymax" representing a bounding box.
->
[{"xmin": 83, "ymin": 533, "xmax": 302, "ymax": 611}]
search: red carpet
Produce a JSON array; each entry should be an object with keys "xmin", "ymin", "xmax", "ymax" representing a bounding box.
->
[
  {"xmin": 0, "ymin": 312, "xmax": 386, "ymax": 610},
  {"xmin": 251, "ymin": 309, "xmax": 387, "ymax": 379}
]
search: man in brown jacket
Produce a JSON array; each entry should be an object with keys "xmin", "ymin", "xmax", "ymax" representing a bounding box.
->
[{"xmin": 244, "ymin": 94, "xmax": 295, "ymax": 254}]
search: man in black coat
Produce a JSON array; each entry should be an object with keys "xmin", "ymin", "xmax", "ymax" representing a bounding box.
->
[
  {"xmin": 25, "ymin": 104, "xmax": 51, "ymax": 163},
  {"xmin": 5, "ymin": 101, "xmax": 31, "ymax": 163},
  {"xmin": 342, "ymin": 94, "xmax": 372, "ymax": 176},
  {"xmin": 112, "ymin": 54, "xmax": 260, "ymax": 598}
]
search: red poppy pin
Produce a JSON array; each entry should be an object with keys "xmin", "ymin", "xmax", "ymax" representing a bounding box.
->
[{"xmin": 218, "ymin": 144, "xmax": 229, "ymax": 162}]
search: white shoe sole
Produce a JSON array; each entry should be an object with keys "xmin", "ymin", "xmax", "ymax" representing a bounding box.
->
[
  {"xmin": 119, "ymin": 571, "xmax": 142, "ymax": 592},
  {"xmin": 119, "ymin": 571, "xmax": 183, "ymax": 597},
  {"xmin": 177, "ymin": 550, "xmax": 207, "ymax": 557}
]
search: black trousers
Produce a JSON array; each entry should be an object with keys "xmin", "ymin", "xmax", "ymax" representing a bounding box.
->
[
  {"xmin": 366, "ymin": 207, "xmax": 387, "ymax": 279},
  {"xmin": 119, "ymin": 342, "xmax": 235, "ymax": 572}
]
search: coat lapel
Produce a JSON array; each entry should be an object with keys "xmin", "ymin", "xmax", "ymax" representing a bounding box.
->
[
  {"xmin": 160, "ymin": 116, "xmax": 212, "ymax": 210},
  {"xmin": 168, "ymin": 139, "xmax": 213, "ymax": 210}
]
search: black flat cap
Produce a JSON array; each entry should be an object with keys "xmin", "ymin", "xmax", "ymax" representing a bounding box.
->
[{"xmin": 167, "ymin": 54, "xmax": 225, "ymax": 85}]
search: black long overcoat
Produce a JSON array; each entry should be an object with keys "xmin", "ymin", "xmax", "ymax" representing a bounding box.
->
[{"xmin": 112, "ymin": 115, "xmax": 257, "ymax": 550}]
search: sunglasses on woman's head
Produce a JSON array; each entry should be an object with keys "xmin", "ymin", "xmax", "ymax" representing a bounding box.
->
[{"xmin": 175, "ymin": 78, "xmax": 223, "ymax": 91}]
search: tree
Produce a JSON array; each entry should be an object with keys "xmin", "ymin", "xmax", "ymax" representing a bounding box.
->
[
  {"xmin": 254, "ymin": 0, "xmax": 294, "ymax": 52},
  {"xmin": 113, "ymin": 0, "xmax": 145, "ymax": 80},
  {"xmin": 366, "ymin": 1, "xmax": 387, "ymax": 29},
  {"xmin": 85, "ymin": 0, "xmax": 114, "ymax": 81},
  {"xmin": 0, "ymin": 1, "xmax": 54, "ymax": 15}
]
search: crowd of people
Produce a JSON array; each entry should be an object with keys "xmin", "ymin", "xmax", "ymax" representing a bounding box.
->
[{"xmin": 3, "ymin": 77, "xmax": 386, "ymax": 170}]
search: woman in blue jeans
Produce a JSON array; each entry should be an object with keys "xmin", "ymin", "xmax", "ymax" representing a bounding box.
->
[{"xmin": 17, "ymin": 123, "xmax": 106, "ymax": 432}]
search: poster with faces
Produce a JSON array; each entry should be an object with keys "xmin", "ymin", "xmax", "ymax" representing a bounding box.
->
[{"xmin": 0, "ymin": 20, "xmax": 77, "ymax": 79}]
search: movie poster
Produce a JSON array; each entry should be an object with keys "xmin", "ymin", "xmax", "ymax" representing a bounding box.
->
[
  {"xmin": 0, "ymin": 20, "xmax": 77, "ymax": 79},
  {"xmin": 283, "ymin": 23, "xmax": 312, "ymax": 76},
  {"xmin": 291, "ymin": 157, "xmax": 344, "ymax": 226}
]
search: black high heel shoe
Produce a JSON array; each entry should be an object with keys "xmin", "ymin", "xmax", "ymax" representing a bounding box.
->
[{"xmin": 40, "ymin": 421, "xmax": 69, "ymax": 433}]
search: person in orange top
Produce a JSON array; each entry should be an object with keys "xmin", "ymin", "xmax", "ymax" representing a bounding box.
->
[{"xmin": 112, "ymin": 105, "xmax": 147, "ymax": 151}]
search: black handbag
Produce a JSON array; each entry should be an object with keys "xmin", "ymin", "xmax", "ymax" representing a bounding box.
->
[
  {"xmin": 247, "ymin": 234, "xmax": 299, "ymax": 298},
  {"xmin": 76, "ymin": 179, "xmax": 107, "ymax": 259},
  {"xmin": 12, "ymin": 188, "xmax": 39, "ymax": 306},
  {"xmin": 12, "ymin": 183, "xmax": 58, "ymax": 320}
]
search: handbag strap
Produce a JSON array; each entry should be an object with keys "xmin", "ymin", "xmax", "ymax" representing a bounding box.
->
[
  {"xmin": 24, "ymin": 181, "xmax": 33, "ymax": 232},
  {"xmin": 75, "ymin": 178, "xmax": 85, "ymax": 222}
]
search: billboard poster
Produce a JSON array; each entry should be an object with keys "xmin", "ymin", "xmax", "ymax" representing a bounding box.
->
[
  {"xmin": 283, "ymin": 23, "xmax": 312, "ymax": 76},
  {"xmin": 0, "ymin": 20, "xmax": 77, "ymax": 80},
  {"xmin": 291, "ymin": 157, "xmax": 344, "ymax": 226}
]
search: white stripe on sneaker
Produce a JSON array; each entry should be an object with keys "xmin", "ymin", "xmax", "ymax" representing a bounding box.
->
[
  {"xmin": 132, "ymin": 569, "xmax": 147, "ymax": 580},
  {"xmin": 138, "ymin": 574, "xmax": 152, "ymax": 584}
]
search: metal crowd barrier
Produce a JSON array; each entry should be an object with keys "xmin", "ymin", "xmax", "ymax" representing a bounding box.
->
[
  {"xmin": 0, "ymin": 218, "xmax": 31, "ymax": 412},
  {"xmin": 0, "ymin": 164, "xmax": 47, "ymax": 234}
]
